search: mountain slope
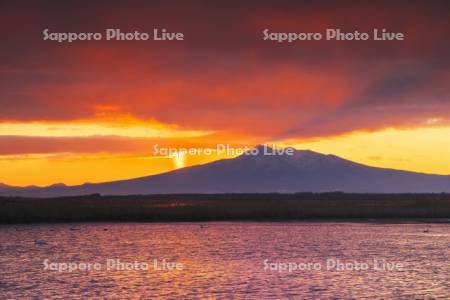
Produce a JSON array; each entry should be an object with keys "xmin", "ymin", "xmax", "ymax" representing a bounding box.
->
[{"xmin": 1, "ymin": 146, "xmax": 450, "ymax": 197}]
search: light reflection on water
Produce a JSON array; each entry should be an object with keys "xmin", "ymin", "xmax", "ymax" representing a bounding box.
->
[{"xmin": 0, "ymin": 222, "xmax": 449, "ymax": 299}]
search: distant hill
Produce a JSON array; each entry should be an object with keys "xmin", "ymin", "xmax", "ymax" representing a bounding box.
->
[
  {"xmin": 0, "ymin": 183, "xmax": 12, "ymax": 189},
  {"xmin": 1, "ymin": 145, "xmax": 450, "ymax": 197}
]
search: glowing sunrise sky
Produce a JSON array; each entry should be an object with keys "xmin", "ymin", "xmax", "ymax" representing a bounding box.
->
[{"xmin": 1, "ymin": 0, "xmax": 449, "ymax": 186}]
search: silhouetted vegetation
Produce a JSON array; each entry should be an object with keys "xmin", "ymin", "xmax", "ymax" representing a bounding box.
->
[{"xmin": 1, "ymin": 193, "xmax": 450, "ymax": 223}]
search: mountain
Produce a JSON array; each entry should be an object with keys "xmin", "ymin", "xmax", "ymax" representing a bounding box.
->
[
  {"xmin": 0, "ymin": 183, "xmax": 13, "ymax": 190},
  {"xmin": 1, "ymin": 145, "xmax": 450, "ymax": 197}
]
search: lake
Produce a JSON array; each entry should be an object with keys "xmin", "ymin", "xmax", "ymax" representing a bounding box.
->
[{"xmin": 0, "ymin": 222, "xmax": 449, "ymax": 299}]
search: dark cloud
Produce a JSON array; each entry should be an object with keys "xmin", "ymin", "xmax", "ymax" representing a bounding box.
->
[{"xmin": 1, "ymin": 0, "xmax": 449, "ymax": 139}]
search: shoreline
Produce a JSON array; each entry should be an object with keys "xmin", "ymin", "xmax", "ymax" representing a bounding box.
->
[{"xmin": 2, "ymin": 219, "xmax": 450, "ymax": 226}]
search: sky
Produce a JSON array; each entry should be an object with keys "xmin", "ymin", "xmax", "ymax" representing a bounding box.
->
[{"xmin": 1, "ymin": 0, "xmax": 449, "ymax": 186}]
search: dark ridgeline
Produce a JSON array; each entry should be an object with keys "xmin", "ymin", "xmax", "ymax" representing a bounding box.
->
[
  {"xmin": 1, "ymin": 193, "xmax": 450, "ymax": 223},
  {"xmin": 1, "ymin": 146, "xmax": 450, "ymax": 198}
]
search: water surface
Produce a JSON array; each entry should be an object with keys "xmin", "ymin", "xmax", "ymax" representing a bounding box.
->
[{"xmin": 0, "ymin": 222, "xmax": 449, "ymax": 299}]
